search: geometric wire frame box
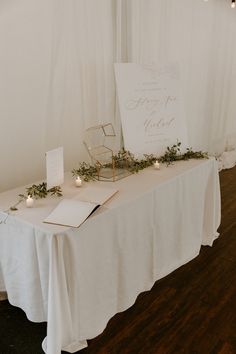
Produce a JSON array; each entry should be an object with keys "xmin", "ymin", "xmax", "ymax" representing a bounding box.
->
[{"xmin": 83, "ymin": 123, "xmax": 131, "ymax": 182}]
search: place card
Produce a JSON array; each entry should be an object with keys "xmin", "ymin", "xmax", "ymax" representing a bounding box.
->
[{"xmin": 46, "ymin": 147, "xmax": 64, "ymax": 189}]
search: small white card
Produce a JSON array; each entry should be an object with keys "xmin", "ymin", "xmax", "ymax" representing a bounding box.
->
[{"xmin": 46, "ymin": 147, "xmax": 64, "ymax": 189}]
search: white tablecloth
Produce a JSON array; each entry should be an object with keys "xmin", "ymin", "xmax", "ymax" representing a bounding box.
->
[{"xmin": 0, "ymin": 159, "xmax": 221, "ymax": 354}]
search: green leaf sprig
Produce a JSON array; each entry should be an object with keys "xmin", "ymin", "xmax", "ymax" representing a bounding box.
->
[
  {"xmin": 72, "ymin": 142, "xmax": 208, "ymax": 181},
  {"xmin": 159, "ymin": 142, "xmax": 208, "ymax": 166},
  {"xmin": 72, "ymin": 162, "xmax": 98, "ymax": 182},
  {"xmin": 9, "ymin": 182, "xmax": 62, "ymax": 211}
]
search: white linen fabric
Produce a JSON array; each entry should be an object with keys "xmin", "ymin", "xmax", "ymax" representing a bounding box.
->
[
  {"xmin": 0, "ymin": 159, "xmax": 220, "ymax": 354},
  {"xmin": 0, "ymin": 0, "xmax": 117, "ymax": 192},
  {"xmin": 1, "ymin": 0, "xmax": 236, "ymax": 192},
  {"xmin": 121, "ymin": 0, "xmax": 236, "ymax": 155}
]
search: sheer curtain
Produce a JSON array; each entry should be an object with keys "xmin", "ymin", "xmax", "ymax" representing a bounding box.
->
[
  {"xmin": 0, "ymin": 0, "xmax": 116, "ymax": 192},
  {"xmin": 118, "ymin": 0, "xmax": 236, "ymax": 167},
  {"xmin": 45, "ymin": 0, "xmax": 117, "ymax": 167},
  {"xmin": 206, "ymin": 0, "xmax": 236, "ymax": 168},
  {"xmin": 1, "ymin": 0, "xmax": 236, "ymax": 192},
  {"xmin": 0, "ymin": 0, "xmax": 52, "ymax": 192}
]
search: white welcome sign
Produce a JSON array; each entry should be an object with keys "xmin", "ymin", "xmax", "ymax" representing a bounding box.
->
[{"xmin": 114, "ymin": 63, "xmax": 188, "ymax": 156}]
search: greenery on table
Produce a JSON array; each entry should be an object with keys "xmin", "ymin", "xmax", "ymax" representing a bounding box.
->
[
  {"xmin": 9, "ymin": 182, "xmax": 62, "ymax": 211},
  {"xmin": 159, "ymin": 141, "xmax": 208, "ymax": 165},
  {"xmin": 72, "ymin": 142, "xmax": 208, "ymax": 181},
  {"xmin": 21, "ymin": 182, "xmax": 62, "ymax": 199},
  {"xmin": 72, "ymin": 162, "xmax": 98, "ymax": 182},
  {"xmin": 6, "ymin": 142, "xmax": 207, "ymax": 213}
]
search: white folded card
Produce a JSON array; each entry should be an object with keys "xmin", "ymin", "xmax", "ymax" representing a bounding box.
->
[
  {"xmin": 46, "ymin": 147, "xmax": 64, "ymax": 190},
  {"xmin": 44, "ymin": 187, "xmax": 118, "ymax": 227}
]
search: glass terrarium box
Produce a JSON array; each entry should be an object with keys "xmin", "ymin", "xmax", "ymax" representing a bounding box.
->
[{"xmin": 83, "ymin": 123, "xmax": 131, "ymax": 182}]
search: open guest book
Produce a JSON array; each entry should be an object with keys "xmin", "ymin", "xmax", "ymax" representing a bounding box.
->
[{"xmin": 44, "ymin": 186, "xmax": 118, "ymax": 227}]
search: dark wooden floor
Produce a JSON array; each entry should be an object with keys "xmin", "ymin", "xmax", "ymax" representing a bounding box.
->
[{"xmin": 0, "ymin": 166, "xmax": 236, "ymax": 354}]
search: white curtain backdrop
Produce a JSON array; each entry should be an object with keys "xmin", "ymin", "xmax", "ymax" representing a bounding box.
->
[
  {"xmin": 1, "ymin": 0, "xmax": 236, "ymax": 192},
  {"xmin": 121, "ymin": 0, "xmax": 236, "ymax": 156},
  {"xmin": 46, "ymin": 0, "xmax": 117, "ymax": 159},
  {"xmin": 0, "ymin": 0, "xmax": 116, "ymax": 192},
  {"xmin": 0, "ymin": 0, "xmax": 52, "ymax": 191}
]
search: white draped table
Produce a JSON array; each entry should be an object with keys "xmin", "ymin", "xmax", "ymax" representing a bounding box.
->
[{"xmin": 0, "ymin": 159, "xmax": 221, "ymax": 354}]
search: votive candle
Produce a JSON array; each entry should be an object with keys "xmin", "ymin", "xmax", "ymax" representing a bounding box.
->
[
  {"xmin": 154, "ymin": 160, "xmax": 160, "ymax": 170},
  {"xmin": 26, "ymin": 195, "xmax": 34, "ymax": 208},
  {"xmin": 75, "ymin": 176, "xmax": 82, "ymax": 187}
]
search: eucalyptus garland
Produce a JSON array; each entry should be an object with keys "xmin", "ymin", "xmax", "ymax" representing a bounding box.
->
[
  {"xmin": 22, "ymin": 182, "xmax": 62, "ymax": 199},
  {"xmin": 9, "ymin": 182, "xmax": 62, "ymax": 211},
  {"xmin": 5, "ymin": 142, "xmax": 207, "ymax": 213},
  {"xmin": 72, "ymin": 142, "xmax": 208, "ymax": 181},
  {"xmin": 72, "ymin": 162, "xmax": 97, "ymax": 182},
  {"xmin": 159, "ymin": 141, "xmax": 208, "ymax": 165}
]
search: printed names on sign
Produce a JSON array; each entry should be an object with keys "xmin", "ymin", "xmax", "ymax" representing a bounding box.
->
[{"xmin": 114, "ymin": 63, "xmax": 188, "ymax": 156}]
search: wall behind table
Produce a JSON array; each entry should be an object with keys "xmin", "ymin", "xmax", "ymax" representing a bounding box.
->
[
  {"xmin": 124, "ymin": 0, "xmax": 236, "ymax": 153},
  {"xmin": 0, "ymin": 0, "xmax": 52, "ymax": 192},
  {"xmin": 0, "ymin": 0, "xmax": 116, "ymax": 192},
  {"xmin": 2, "ymin": 0, "xmax": 236, "ymax": 193}
]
